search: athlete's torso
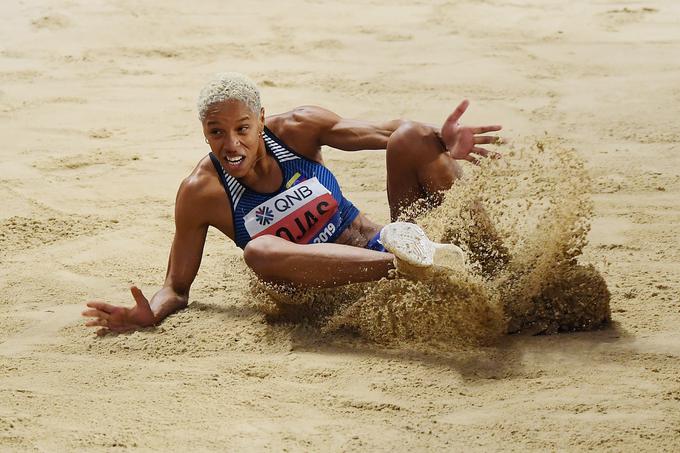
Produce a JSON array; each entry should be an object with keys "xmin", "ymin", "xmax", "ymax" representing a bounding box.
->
[{"xmin": 210, "ymin": 126, "xmax": 361, "ymax": 249}]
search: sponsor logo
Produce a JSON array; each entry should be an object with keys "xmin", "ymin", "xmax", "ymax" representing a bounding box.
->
[
  {"xmin": 254, "ymin": 206, "xmax": 274, "ymax": 225},
  {"xmin": 244, "ymin": 177, "xmax": 339, "ymax": 244}
]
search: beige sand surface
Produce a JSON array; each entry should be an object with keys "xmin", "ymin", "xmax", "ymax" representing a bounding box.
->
[{"xmin": 1, "ymin": 0, "xmax": 679, "ymax": 451}]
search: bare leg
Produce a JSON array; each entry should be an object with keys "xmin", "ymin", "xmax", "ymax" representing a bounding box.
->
[
  {"xmin": 244, "ymin": 235, "xmax": 394, "ymax": 287},
  {"xmin": 386, "ymin": 121, "xmax": 463, "ymax": 221}
]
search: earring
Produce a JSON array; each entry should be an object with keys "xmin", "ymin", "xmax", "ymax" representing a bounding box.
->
[{"xmin": 205, "ymin": 138, "xmax": 209, "ymax": 144}]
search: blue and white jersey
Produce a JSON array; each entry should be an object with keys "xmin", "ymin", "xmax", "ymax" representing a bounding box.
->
[{"xmin": 209, "ymin": 126, "xmax": 360, "ymax": 249}]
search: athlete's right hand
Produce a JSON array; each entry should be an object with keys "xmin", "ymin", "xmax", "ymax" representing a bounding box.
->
[{"xmin": 82, "ymin": 286, "xmax": 156, "ymax": 336}]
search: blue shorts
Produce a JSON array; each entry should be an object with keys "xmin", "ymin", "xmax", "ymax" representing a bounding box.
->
[{"xmin": 365, "ymin": 230, "xmax": 387, "ymax": 253}]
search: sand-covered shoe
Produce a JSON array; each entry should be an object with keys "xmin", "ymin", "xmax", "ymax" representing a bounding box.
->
[{"xmin": 379, "ymin": 222, "xmax": 466, "ymax": 276}]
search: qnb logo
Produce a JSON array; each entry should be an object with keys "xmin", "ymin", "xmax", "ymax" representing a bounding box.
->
[
  {"xmin": 255, "ymin": 206, "xmax": 274, "ymax": 225},
  {"xmin": 244, "ymin": 177, "xmax": 339, "ymax": 244}
]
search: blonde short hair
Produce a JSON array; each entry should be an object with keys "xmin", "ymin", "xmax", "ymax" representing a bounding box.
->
[{"xmin": 197, "ymin": 72, "xmax": 261, "ymax": 121}]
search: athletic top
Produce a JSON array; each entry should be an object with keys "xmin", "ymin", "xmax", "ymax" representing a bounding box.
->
[{"xmin": 209, "ymin": 126, "xmax": 360, "ymax": 249}]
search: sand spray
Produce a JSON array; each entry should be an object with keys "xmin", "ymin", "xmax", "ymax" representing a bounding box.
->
[{"xmin": 247, "ymin": 139, "xmax": 611, "ymax": 347}]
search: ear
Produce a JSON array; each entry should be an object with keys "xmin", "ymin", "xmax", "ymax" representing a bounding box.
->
[{"xmin": 259, "ymin": 107, "xmax": 265, "ymax": 130}]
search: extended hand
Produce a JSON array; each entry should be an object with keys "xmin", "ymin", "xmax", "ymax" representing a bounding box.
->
[
  {"xmin": 82, "ymin": 286, "xmax": 156, "ymax": 336},
  {"xmin": 440, "ymin": 100, "xmax": 503, "ymax": 164}
]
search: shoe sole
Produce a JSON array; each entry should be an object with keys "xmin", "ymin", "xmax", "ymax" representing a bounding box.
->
[{"xmin": 379, "ymin": 222, "xmax": 465, "ymax": 268}]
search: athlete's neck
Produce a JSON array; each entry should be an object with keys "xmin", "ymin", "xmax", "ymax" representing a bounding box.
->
[{"xmin": 239, "ymin": 137, "xmax": 282, "ymax": 193}]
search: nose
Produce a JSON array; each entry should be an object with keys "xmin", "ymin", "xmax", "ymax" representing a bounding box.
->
[{"xmin": 221, "ymin": 134, "xmax": 242, "ymax": 153}]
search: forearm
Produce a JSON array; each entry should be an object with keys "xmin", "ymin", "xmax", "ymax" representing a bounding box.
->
[
  {"xmin": 357, "ymin": 119, "xmax": 408, "ymax": 149},
  {"xmin": 370, "ymin": 118, "xmax": 408, "ymax": 147},
  {"xmin": 325, "ymin": 118, "xmax": 406, "ymax": 150},
  {"xmin": 341, "ymin": 119, "xmax": 444, "ymax": 151},
  {"xmin": 148, "ymin": 285, "xmax": 189, "ymax": 325},
  {"xmin": 304, "ymin": 105, "xmax": 443, "ymax": 151}
]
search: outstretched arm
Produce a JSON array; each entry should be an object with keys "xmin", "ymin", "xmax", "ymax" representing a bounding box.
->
[
  {"xmin": 289, "ymin": 105, "xmax": 405, "ymax": 151},
  {"xmin": 294, "ymin": 103, "xmax": 501, "ymax": 158},
  {"xmin": 82, "ymin": 177, "xmax": 208, "ymax": 335}
]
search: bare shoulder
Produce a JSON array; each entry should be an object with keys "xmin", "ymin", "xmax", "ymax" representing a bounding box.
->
[
  {"xmin": 267, "ymin": 105, "xmax": 339, "ymax": 132},
  {"xmin": 179, "ymin": 156, "xmax": 221, "ymax": 199},
  {"xmin": 266, "ymin": 106, "xmax": 340, "ymax": 161},
  {"xmin": 176, "ymin": 156, "xmax": 233, "ymax": 236}
]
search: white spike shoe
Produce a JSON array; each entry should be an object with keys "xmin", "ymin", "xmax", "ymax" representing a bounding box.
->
[{"xmin": 379, "ymin": 222, "xmax": 466, "ymax": 276}]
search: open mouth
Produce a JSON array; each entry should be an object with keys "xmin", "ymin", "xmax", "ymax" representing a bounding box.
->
[{"xmin": 224, "ymin": 155, "xmax": 245, "ymax": 167}]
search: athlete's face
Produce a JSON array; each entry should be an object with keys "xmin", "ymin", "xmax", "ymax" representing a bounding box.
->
[{"xmin": 202, "ymin": 100, "xmax": 265, "ymax": 178}]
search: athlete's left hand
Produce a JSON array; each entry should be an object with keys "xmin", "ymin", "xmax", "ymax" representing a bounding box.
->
[{"xmin": 440, "ymin": 100, "xmax": 503, "ymax": 164}]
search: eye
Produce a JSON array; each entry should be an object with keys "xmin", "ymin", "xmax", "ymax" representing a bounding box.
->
[
  {"xmin": 209, "ymin": 129, "xmax": 223, "ymax": 137},
  {"xmin": 238, "ymin": 125, "xmax": 249, "ymax": 134}
]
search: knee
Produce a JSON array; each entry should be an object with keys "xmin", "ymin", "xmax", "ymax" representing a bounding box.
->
[
  {"xmin": 243, "ymin": 235, "xmax": 285, "ymax": 279},
  {"xmin": 387, "ymin": 121, "xmax": 440, "ymax": 158}
]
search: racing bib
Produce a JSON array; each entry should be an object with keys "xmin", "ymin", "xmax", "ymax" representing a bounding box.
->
[{"xmin": 243, "ymin": 177, "xmax": 339, "ymax": 244}]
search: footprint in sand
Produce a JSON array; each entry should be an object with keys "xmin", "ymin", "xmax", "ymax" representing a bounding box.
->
[
  {"xmin": 0, "ymin": 215, "xmax": 116, "ymax": 255},
  {"xmin": 599, "ymin": 7, "xmax": 658, "ymax": 30},
  {"xmin": 88, "ymin": 128, "xmax": 113, "ymax": 139},
  {"xmin": 31, "ymin": 14, "xmax": 70, "ymax": 30},
  {"xmin": 33, "ymin": 148, "xmax": 137, "ymax": 172}
]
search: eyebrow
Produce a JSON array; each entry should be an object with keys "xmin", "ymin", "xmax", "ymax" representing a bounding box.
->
[{"xmin": 206, "ymin": 115, "xmax": 251, "ymax": 126}]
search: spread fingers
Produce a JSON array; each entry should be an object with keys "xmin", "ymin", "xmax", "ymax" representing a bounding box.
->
[
  {"xmin": 82, "ymin": 309, "xmax": 110, "ymax": 320},
  {"xmin": 472, "ymin": 147, "xmax": 502, "ymax": 159},
  {"xmin": 472, "ymin": 125, "xmax": 502, "ymax": 134},
  {"xmin": 474, "ymin": 135, "xmax": 502, "ymax": 145},
  {"xmin": 464, "ymin": 155, "xmax": 481, "ymax": 165},
  {"xmin": 86, "ymin": 301, "xmax": 117, "ymax": 313}
]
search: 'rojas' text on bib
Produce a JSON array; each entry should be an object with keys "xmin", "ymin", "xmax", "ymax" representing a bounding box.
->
[{"xmin": 243, "ymin": 177, "xmax": 340, "ymax": 244}]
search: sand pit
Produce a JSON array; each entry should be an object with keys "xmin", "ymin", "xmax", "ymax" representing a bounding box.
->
[{"xmin": 1, "ymin": 0, "xmax": 679, "ymax": 451}]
